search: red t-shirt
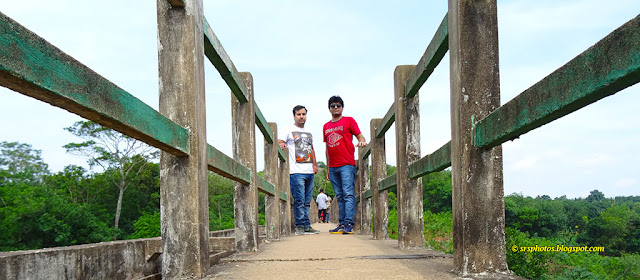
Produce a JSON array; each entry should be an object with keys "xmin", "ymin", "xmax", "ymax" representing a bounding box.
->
[{"xmin": 323, "ymin": 116, "xmax": 362, "ymax": 168}]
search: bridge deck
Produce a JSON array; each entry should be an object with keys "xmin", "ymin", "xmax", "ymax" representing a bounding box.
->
[{"xmin": 207, "ymin": 223, "xmax": 465, "ymax": 279}]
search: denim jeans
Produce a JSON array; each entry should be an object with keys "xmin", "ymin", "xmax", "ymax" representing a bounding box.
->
[
  {"xmin": 329, "ymin": 165, "xmax": 356, "ymax": 226},
  {"xmin": 290, "ymin": 173, "xmax": 314, "ymax": 228}
]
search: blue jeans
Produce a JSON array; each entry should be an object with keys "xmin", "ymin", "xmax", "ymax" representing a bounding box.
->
[
  {"xmin": 290, "ymin": 173, "xmax": 314, "ymax": 228},
  {"xmin": 329, "ymin": 165, "xmax": 356, "ymax": 226}
]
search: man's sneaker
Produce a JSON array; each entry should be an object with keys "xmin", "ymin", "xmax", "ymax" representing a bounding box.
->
[
  {"xmin": 329, "ymin": 224, "xmax": 344, "ymax": 234},
  {"xmin": 295, "ymin": 226, "xmax": 305, "ymax": 235},
  {"xmin": 304, "ymin": 227, "xmax": 320, "ymax": 234},
  {"xmin": 342, "ymin": 224, "xmax": 354, "ymax": 234}
]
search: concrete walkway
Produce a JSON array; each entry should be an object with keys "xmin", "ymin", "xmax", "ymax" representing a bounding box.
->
[{"xmin": 207, "ymin": 223, "xmax": 458, "ymax": 279}]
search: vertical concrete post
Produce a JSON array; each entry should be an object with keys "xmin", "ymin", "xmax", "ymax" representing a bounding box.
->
[
  {"xmin": 232, "ymin": 72, "xmax": 259, "ymax": 252},
  {"xmin": 370, "ymin": 119, "xmax": 389, "ymax": 239},
  {"xmin": 156, "ymin": 0, "xmax": 209, "ymax": 278},
  {"xmin": 354, "ymin": 160, "xmax": 361, "ymax": 232},
  {"xmin": 330, "ymin": 197, "xmax": 339, "ymax": 224},
  {"xmin": 265, "ymin": 122, "xmax": 280, "ymax": 240},
  {"xmin": 359, "ymin": 147, "xmax": 371, "ymax": 235},
  {"xmin": 310, "ymin": 196, "xmax": 319, "ymax": 223},
  {"xmin": 279, "ymin": 149, "xmax": 292, "ymax": 236},
  {"xmin": 394, "ymin": 65, "xmax": 424, "ymax": 249},
  {"xmin": 448, "ymin": 0, "xmax": 508, "ymax": 275}
]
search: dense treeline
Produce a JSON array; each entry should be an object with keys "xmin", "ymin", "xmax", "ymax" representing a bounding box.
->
[
  {"xmin": 386, "ymin": 169, "xmax": 640, "ymax": 279},
  {"xmin": 0, "ymin": 136, "xmax": 326, "ymax": 251},
  {"xmin": 3, "ymin": 135, "xmax": 640, "ymax": 279}
]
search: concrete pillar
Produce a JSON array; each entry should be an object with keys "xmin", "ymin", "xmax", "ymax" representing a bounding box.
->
[
  {"xmin": 448, "ymin": 0, "xmax": 508, "ymax": 275},
  {"xmin": 232, "ymin": 72, "xmax": 259, "ymax": 252},
  {"xmin": 310, "ymin": 199, "xmax": 319, "ymax": 223},
  {"xmin": 394, "ymin": 65, "xmax": 424, "ymax": 249},
  {"xmin": 330, "ymin": 197, "xmax": 339, "ymax": 224},
  {"xmin": 370, "ymin": 119, "xmax": 389, "ymax": 239},
  {"xmin": 354, "ymin": 160, "xmax": 361, "ymax": 232},
  {"xmin": 265, "ymin": 123, "xmax": 280, "ymax": 240},
  {"xmin": 156, "ymin": 0, "xmax": 209, "ymax": 278},
  {"xmin": 279, "ymin": 149, "xmax": 292, "ymax": 236},
  {"xmin": 359, "ymin": 147, "xmax": 371, "ymax": 235}
]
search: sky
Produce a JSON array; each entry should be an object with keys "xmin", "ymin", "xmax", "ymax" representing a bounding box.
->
[{"xmin": 1, "ymin": 0, "xmax": 639, "ymax": 199}]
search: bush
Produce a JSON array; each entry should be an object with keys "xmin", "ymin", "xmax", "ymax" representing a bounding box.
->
[{"xmin": 423, "ymin": 210, "xmax": 452, "ymax": 254}]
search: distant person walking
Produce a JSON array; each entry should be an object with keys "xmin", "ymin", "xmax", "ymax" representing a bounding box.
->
[
  {"xmin": 316, "ymin": 189, "xmax": 329, "ymax": 223},
  {"xmin": 323, "ymin": 96, "xmax": 367, "ymax": 234},
  {"xmin": 279, "ymin": 105, "xmax": 320, "ymax": 235},
  {"xmin": 324, "ymin": 196, "xmax": 332, "ymax": 223}
]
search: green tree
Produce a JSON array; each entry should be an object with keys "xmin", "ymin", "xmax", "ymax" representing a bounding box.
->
[
  {"xmin": 208, "ymin": 172, "xmax": 234, "ymax": 231},
  {"xmin": 422, "ymin": 170, "xmax": 452, "ymax": 213},
  {"xmin": 64, "ymin": 121, "xmax": 158, "ymax": 231},
  {"xmin": 0, "ymin": 141, "xmax": 49, "ymax": 184}
]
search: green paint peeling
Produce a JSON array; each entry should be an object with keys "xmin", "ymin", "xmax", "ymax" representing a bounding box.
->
[
  {"xmin": 257, "ymin": 175, "xmax": 275, "ymax": 196},
  {"xmin": 0, "ymin": 13, "xmax": 189, "ymax": 156},
  {"xmin": 408, "ymin": 141, "xmax": 452, "ymax": 179},
  {"xmin": 203, "ymin": 17, "xmax": 248, "ymax": 103},
  {"xmin": 375, "ymin": 103, "xmax": 396, "ymax": 139},
  {"xmin": 405, "ymin": 13, "xmax": 449, "ymax": 98},
  {"xmin": 378, "ymin": 173, "xmax": 397, "ymax": 192},
  {"xmin": 207, "ymin": 144, "xmax": 251, "ymax": 184},
  {"xmin": 475, "ymin": 14, "xmax": 640, "ymax": 149},
  {"xmin": 254, "ymin": 102, "xmax": 275, "ymax": 144}
]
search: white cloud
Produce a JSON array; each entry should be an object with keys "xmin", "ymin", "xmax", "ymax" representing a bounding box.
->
[
  {"xmin": 577, "ymin": 153, "xmax": 614, "ymax": 167},
  {"xmin": 509, "ymin": 156, "xmax": 539, "ymax": 172},
  {"xmin": 616, "ymin": 178, "xmax": 637, "ymax": 188}
]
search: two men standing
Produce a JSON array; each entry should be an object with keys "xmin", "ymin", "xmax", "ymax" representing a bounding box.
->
[{"xmin": 278, "ymin": 96, "xmax": 366, "ymax": 236}]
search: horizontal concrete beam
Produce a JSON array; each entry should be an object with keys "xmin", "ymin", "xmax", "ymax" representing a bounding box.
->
[
  {"xmin": 206, "ymin": 144, "xmax": 251, "ymax": 184},
  {"xmin": 278, "ymin": 147, "xmax": 286, "ymax": 162},
  {"xmin": 0, "ymin": 12, "xmax": 190, "ymax": 156},
  {"xmin": 254, "ymin": 102, "xmax": 274, "ymax": 144},
  {"xmin": 375, "ymin": 102, "xmax": 396, "ymax": 139},
  {"xmin": 405, "ymin": 14, "xmax": 449, "ymax": 98},
  {"xmin": 257, "ymin": 175, "xmax": 275, "ymax": 196},
  {"xmin": 360, "ymin": 143, "xmax": 371, "ymax": 161},
  {"xmin": 378, "ymin": 172, "xmax": 397, "ymax": 192},
  {"xmin": 363, "ymin": 188, "xmax": 372, "ymax": 199},
  {"xmin": 203, "ymin": 17, "xmax": 248, "ymax": 103},
  {"xmin": 408, "ymin": 141, "xmax": 451, "ymax": 179},
  {"xmin": 474, "ymin": 14, "xmax": 640, "ymax": 149}
]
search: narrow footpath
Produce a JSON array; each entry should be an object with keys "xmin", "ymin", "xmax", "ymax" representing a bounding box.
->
[{"xmin": 206, "ymin": 222, "xmax": 517, "ymax": 280}]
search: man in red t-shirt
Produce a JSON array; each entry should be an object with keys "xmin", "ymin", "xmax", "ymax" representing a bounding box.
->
[{"xmin": 323, "ymin": 96, "xmax": 366, "ymax": 234}]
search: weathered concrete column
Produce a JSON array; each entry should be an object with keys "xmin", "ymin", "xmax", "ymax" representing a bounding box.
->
[
  {"xmin": 156, "ymin": 0, "xmax": 209, "ymax": 278},
  {"xmin": 354, "ymin": 160, "xmax": 361, "ymax": 232},
  {"xmin": 330, "ymin": 197, "xmax": 339, "ymax": 224},
  {"xmin": 359, "ymin": 147, "xmax": 371, "ymax": 235},
  {"xmin": 265, "ymin": 122, "xmax": 280, "ymax": 240},
  {"xmin": 278, "ymin": 149, "xmax": 292, "ymax": 236},
  {"xmin": 310, "ymin": 199, "xmax": 319, "ymax": 223},
  {"xmin": 370, "ymin": 118, "xmax": 389, "ymax": 239},
  {"xmin": 448, "ymin": 0, "xmax": 508, "ymax": 275},
  {"xmin": 394, "ymin": 65, "xmax": 424, "ymax": 249},
  {"xmin": 232, "ymin": 72, "xmax": 259, "ymax": 252}
]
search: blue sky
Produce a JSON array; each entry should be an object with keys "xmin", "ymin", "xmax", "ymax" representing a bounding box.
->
[{"xmin": 1, "ymin": 0, "xmax": 639, "ymax": 199}]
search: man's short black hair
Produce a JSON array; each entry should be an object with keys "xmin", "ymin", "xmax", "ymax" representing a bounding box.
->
[
  {"xmin": 320, "ymin": 188, "xmax": 324, "ymax": 193},
  {"xmin": 292, "ymin": 105, "xmax": 307, "ymax": 115},
  {"xmin": 328, "ymin": 95, "xmax": 344, "ymax": 108}
]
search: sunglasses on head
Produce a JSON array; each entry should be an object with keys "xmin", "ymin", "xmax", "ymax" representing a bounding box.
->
[{"xmin": 330, "ymin": 104, "xmax": 342, "ymax": 109}]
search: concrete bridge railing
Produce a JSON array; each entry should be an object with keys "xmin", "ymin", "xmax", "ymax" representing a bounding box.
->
[
  {"xmin": 1, "ymin": 0, "xmax": 639, "ymax": 279},
  {"xmin": 350, "ymin": 2, "xmax": 640, "ymax": 277},
  {"xmin": 1, "ymin": 0, "xmax": 294, "ymax": 279}
]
